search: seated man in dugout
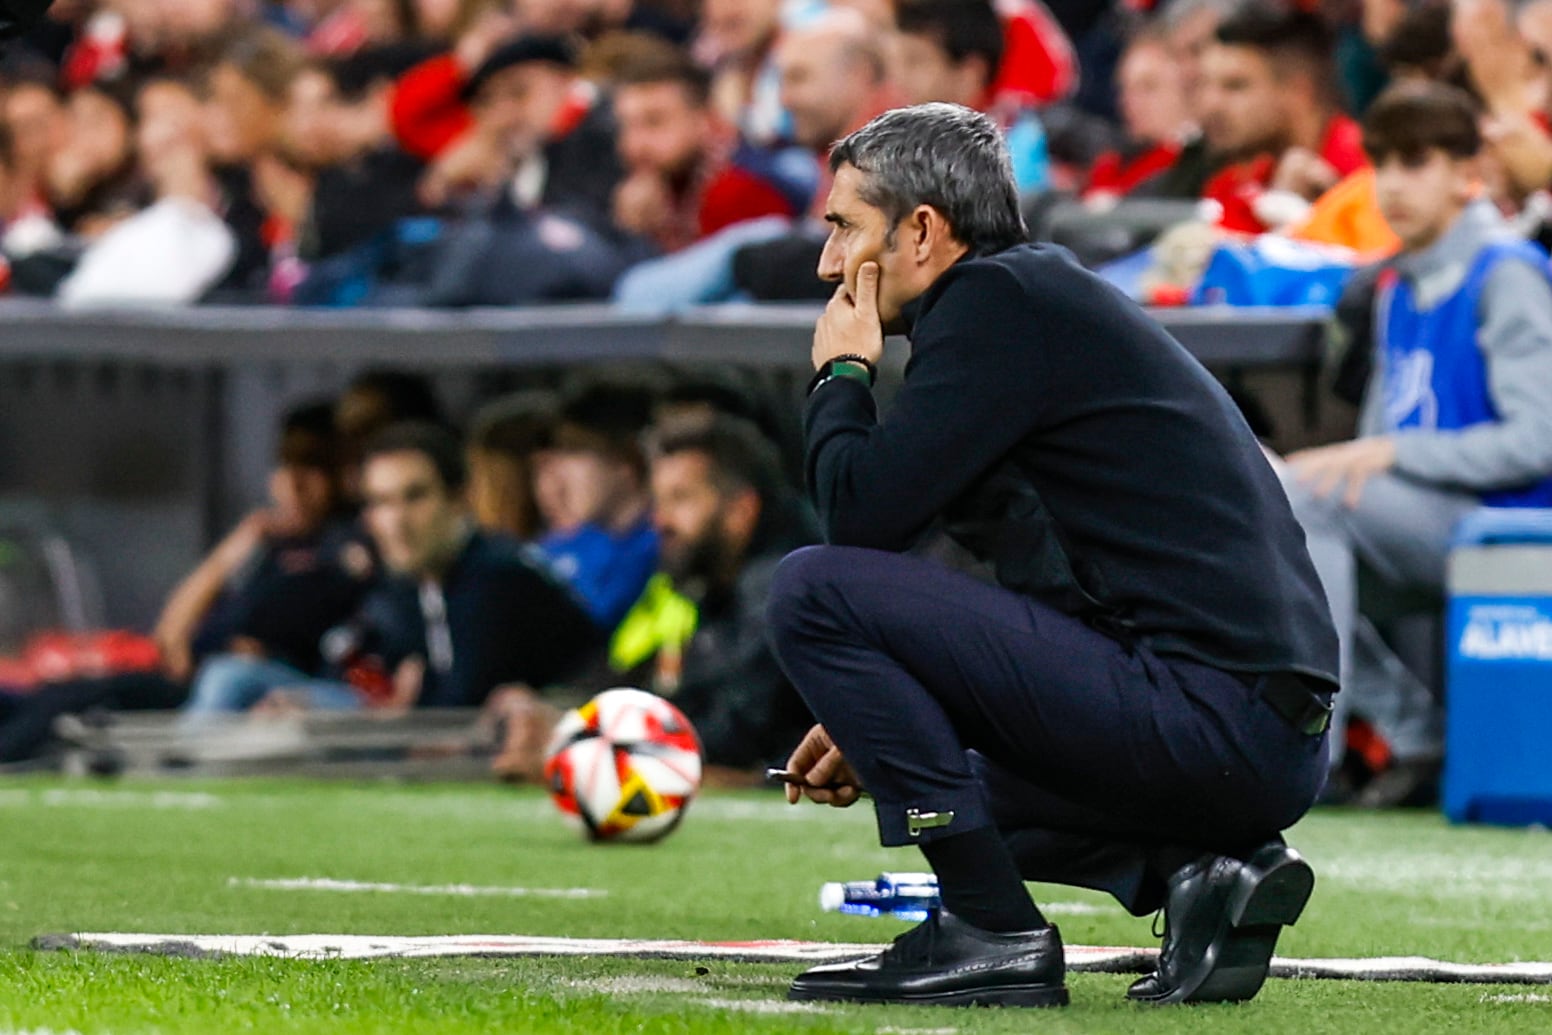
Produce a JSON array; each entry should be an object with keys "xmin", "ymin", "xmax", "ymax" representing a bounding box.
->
[
  {"xmin": 489, "ymin": 414, "xmax": 816, "ymax": 786},
  {"xmin": 181, "ymin": 422, "xmax": 600, "ymax": 719}
]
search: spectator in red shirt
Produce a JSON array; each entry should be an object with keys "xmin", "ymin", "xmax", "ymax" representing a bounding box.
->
[
  {"xmin": 1197, "ymin": 3, "xmax": 1366, "ymax": 233},
  {"xmin": 404, "ymin": 34, "xmax": 623, "ymax": 229},
  {"xmin": 991, "ymin": 0, "xmax": 1078, "ymax": 108},
  {"xmin": 1083, "ymin": 26, "xmax": 1197, "ymax": 201},
  {"xmin": 610, "ymin": 46, "xmax": 802, "ymax": 254}
]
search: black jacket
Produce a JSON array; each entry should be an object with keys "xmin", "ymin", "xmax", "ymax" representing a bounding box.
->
[{"xmin": 804, "ymin": 244, "xmax": 1339, "ymax": 686}]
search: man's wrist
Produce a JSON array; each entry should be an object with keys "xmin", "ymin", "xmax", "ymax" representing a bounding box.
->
[{"xmin": 808, "ymin": 355, "xmax": 877, "ymax": 395}]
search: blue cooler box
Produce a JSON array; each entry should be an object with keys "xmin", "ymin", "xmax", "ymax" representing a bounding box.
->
[{"xmin": 1444, "ymin": 509, "xmax": 1552, "ymax": 825}]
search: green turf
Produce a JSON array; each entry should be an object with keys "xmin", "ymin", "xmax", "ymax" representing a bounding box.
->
[{"xmin": 1, "ymin": 778, "xmax": 1550, "ymax": 1033}]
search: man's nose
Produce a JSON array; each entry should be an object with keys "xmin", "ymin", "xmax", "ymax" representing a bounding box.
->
[{"xmin": 817, "ymin": 236, "xmax": 844, "ymax": 283}]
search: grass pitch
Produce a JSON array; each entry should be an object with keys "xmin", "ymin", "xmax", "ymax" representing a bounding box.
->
[{"xmin": 1, "ymin": 778, "xmax": 1551, "ymax": 1033}]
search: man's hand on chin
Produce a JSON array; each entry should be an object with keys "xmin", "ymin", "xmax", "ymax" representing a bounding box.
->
[{"xmin": 813, "ymin": 262, "xmax": 885, "ymax": 370}]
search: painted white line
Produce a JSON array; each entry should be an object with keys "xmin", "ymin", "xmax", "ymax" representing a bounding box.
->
[
  {"xmin": 1483, "ymin": 994, "xmax": 1552, "ymax": 1003},
  {"xmin": 566, "ymin": 977, "xmax": 705, "ymax": 995},
  {"xmin": 228, "ymin": 877, "xmax": 606, "ymax": 899},
  {"xmin": 0, "ymin": 789, "xmax": 220, "ymax": 810},
  {"xmin": 695, "ymin": 997, "xmax": 835, "ymax": 1015},
  {"xmin": 1324, "ymin": 853, "xmax": 1552, "ymax": 900},
  {"xmin": 55, "ymin": 932, "xmax": 1552, "ymax": 984},
  {"xmin": 876, "ymin": 1028, "xmax": 959, "ymax": 1035},
  {"xmin": 1042, "ymin": 902, "xmax": 1107, "ymax": 916}
]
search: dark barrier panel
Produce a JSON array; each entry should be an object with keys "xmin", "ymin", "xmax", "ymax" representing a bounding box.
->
[{"xmin": 0, "ymin": 302, "xmax": 1328, "ymax": 628}]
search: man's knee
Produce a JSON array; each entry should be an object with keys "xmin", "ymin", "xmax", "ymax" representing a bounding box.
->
[
  {"xmin": 187, "ymin": 655, "xmax": 263, "ymax": 710},
  {"xmin": 767, "ymin": 545, "xmax": 869, "ymax": 645}
]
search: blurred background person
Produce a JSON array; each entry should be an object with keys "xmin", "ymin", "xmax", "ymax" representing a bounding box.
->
[
  {"xmin": 895, "ymin": 0, "xmax": 1051, "ymax": 193},
  {"xmin": 465, "ymin": 389, "xmax": 559, "ymax": 542},
  {"xmin": 491, "ymin": 413, "xmax": 815, "ymax": 785},
  {"xmin": 609, "ymin": 42, "xmax": 803, "ymax": 254},
  {"xmin": 1083, "ymin": 24, "xmax": 1199, "ymax": 203},
  {"xmin": 55, "ymin": 75, "xmax": 237, "ymax": 305},
  {"xmin": 1196, "ymin": 2, "xmax": 1366, "ymax": 234},
  {"xmin": 535, "ymin": 380, "xmax": 659, "ymax": 632}
]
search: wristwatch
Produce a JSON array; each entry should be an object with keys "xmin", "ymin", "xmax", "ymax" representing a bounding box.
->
[{"xmin": 808, "ymin": 354, "xmax": 877, "ymax": 395}]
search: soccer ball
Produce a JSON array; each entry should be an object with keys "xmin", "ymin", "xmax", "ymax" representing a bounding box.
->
[{"xmin": 543, "ymin": 687, "xmax": 703, "ymax": 843}]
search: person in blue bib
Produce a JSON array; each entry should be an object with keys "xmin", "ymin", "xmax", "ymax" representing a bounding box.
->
[{"xmin": 1281, "ymin": 81, "xmax": 1552, "ymax": 808}]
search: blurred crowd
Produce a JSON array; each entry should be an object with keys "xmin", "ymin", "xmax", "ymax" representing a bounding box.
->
[
  {"xmin": 0, "ymin": 369, "xmax": 823, "ymax": 784},
  {"xmin": 2, "ymin": 0, "xmax": 1550, "ymax": 308}
]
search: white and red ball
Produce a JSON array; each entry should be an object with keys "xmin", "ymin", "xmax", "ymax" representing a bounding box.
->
[{"xmin": 542, "ymin": 687, "xmax": 702, "ymax": 843}]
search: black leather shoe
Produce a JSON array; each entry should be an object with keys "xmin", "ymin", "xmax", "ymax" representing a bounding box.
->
[
  {"xmin": 789, "ymin": 909, "xmax": 1068, "ymax": 1008},
  {"xmin": 1126, "ymin": 842, "xmax": 1313, "ymax": 1005}
]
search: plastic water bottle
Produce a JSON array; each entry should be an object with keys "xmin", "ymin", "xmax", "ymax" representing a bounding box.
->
[{"xmin": 819, "ymin": 872, "xmax": 940, "ymax": 922}]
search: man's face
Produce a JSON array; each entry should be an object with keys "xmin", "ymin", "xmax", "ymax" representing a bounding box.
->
[
  {"xmin": 1197, "ymin": 43, "xmax": 1284, "ymax": 158},
  {"xmin": 1118, "ymin": 41, "xmax": 1189, "ymax": 145},
  {"xmin": 651, "ymin": 451, "xmax": 733, "ymax": 584},
  {"xmin": 778, "ymin": 34, "xmax": 866, "ymax": 151},
  {"xmin": 269, "ymin": 463, "xmax": 337, "ymax": 533},
  {"xmin": 614, "ymin": 81, "xmax": 709, "ymax": 180},
  {"xmin": 205, "ymin": 62, "xmax": 281, "ymax": 163},
  {"xmin": 1167, "ymin": 4, "xmax": 1221, "ymax": 111},
  {"xmin": 817, "ymin": 163, "xmax": 921, "ymax": 328},
  {"xmin": 5, "ymin": 84, "xmax": 67, "ymax": 179},
  {"xmin": 473, "ymin": 63, "xmax": 573, "ymax": 157},
  {"xmin": 361, "ymin": 451, "xmax": 465, "ymax": 576},
  {"xmin": 700, "ymin": 0, "xmax": 782, "ymax": 61},
  {"xmin": 285, "ymin": 69, "xmax": 350, "ymax": 168},
  {"xmin": 532, "ymin": 449, "xmax": 631, "ymax": 533},
  {"xmin": 1373, "ymin": 149, "xmax": 1475, "ymax": 251},
  {"xmin": 895, "ymin": 32, "xmax": 982, "ymax": 108}
]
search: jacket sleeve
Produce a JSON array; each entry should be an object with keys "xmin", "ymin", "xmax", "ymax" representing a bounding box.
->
[
  {"xmin": 389, "ymin": 54, "xmax": 474, "ymax": 161},
  {"xmin": 1392, "ymin": 257, "xmax": 1552, "ymax": 490},
  {"xmin": 804, "ymin": 263, "xmax": 1050, "ymax": 550}
]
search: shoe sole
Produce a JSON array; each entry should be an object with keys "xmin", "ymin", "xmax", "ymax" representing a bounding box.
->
[
  {"xmin": 788, "ymin": 983, "xmax": 1069, "ymax": 1008},
  {"xmin": 1132, "ymin": 849, "xmax": 1315, "ymax": 1006}
]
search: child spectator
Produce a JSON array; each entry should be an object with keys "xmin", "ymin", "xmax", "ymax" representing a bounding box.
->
[{"xmin": 1279, "ymin": 82, "xmax": 1552, "ymax": 808}]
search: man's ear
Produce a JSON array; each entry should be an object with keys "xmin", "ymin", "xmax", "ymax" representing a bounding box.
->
[{"xmin": 910, "ymin": 204, "xmax": 948, "ymax": 263}]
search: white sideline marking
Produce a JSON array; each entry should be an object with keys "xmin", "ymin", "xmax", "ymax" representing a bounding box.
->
[
  {"xmin": 696, "ymin": 998, "xmax": 834, "ymax": 1015},
  {"xmin": 1483, "ymin": 994, "xmax": 1552, "ymax": 1003},
  {"xmin": 876, "ymin": 1028, "xmax": 959, "ymax": 1035},
  {"xmin": 1042, "ymin": 902, "xmax": 1106, "ymax": 916},
  {"xmin": 1324, "ymin": 853, "xmax": 1552, "ymax": 901},
  {"xmin": 50, "ymin": 932, "xmax": 1552, "ymax": 983},
  {"xmin": 567, "ymin": 977, "xmax": 706, "ymax": 995},
  {"xmin": 228, "ymin": 877, "xmax": 606, "ymax": 899},
  {"xmin": 0, "ymin": 789, "xmax": 220, "ymax": 810}
]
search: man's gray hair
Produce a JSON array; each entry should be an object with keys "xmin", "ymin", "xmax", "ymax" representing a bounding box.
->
[{"xmin": 828, "ymin": 103, "xmax": 1027, "ymax": 255}]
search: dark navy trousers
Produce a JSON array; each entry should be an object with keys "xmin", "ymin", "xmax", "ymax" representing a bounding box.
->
[{"xmin": 766, "ymin": 546, "xmax": 1329, "ymax": 915}]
